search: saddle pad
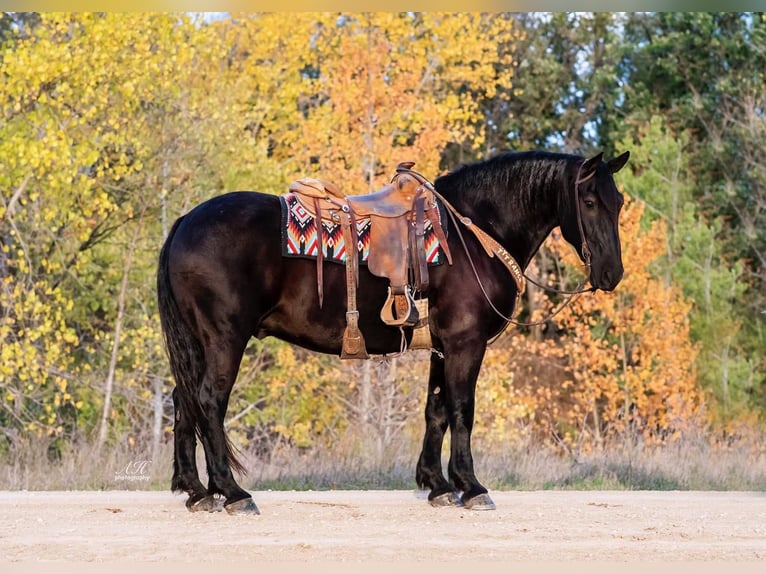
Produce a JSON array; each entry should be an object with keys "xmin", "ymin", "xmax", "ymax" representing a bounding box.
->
[{"xmin": 279, "ymin": 192, "xmax": 445, "ymax": 266}]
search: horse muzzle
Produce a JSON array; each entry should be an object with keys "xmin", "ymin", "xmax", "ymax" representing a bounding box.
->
[{"xmin": 591, "ymin": 264, "xmax": 624, "ymax": 292}]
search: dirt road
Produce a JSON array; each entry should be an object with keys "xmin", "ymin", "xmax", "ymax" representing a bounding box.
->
[{"xmin": 1, "ymin": 490, "xmax": 765, "ymax": 562}]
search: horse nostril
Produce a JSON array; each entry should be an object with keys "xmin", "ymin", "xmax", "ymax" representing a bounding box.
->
[{"xmin": 601, "ymin": 267, "xmax": 623, "ymax": 290}]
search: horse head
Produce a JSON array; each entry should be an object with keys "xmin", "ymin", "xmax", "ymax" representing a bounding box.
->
[{"xmin": 562, "ymin": 151, "xmax": 630, "ymax": 292}]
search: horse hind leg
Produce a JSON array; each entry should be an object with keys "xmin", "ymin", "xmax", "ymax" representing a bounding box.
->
[
  {"xmin": 196, "ymin": 343, "xmax": 259, "ymax": 515},
  {"xmin": 171, "ymin": 388, "xmax": 220, "ymax": 512}
]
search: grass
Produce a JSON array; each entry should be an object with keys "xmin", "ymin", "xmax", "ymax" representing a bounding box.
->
[
  {"xmin": 242, "ymin": 427, "xmax": 766, "ymax": 492},
  {"xmin": 475, "ymin": 433, "xmax": 766, "ymax": 491},
  {"xmin": 0, "ymin": 436, "xmax": 174, "ymax": 491},
  {"xmin": 1, "ymin": 427, "xmax": 765, "ymax": 492}
]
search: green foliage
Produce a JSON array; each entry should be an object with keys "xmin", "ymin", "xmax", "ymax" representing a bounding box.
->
[
  {"xmin": 494, "ymin": 13, "xmax": 624, "ymax": 155},
  {"xmin": 503, "ymin": 12, "xmax": 766, "ymax": 421},
  {"xmin": 619, "ymin": 115, "xmax": 759, "ymax": 420},
  {"xmin": 614, "ymin": 13, "xmax": 766, "ymax": 416}
]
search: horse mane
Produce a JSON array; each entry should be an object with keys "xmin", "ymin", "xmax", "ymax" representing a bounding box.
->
[{"xmin": 434, "ymin": 151, "xmax": 579, "ymax": 217}]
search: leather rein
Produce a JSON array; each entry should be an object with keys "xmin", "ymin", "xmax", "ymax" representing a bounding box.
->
[{"xmin": 394, "ymin": 162, "xmax": 596, "ymax": 330}]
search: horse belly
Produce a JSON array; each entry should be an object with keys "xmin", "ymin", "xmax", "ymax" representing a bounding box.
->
[{"xmin": 257, "ymin": 258, "xmax": 407, "ymax": 356}]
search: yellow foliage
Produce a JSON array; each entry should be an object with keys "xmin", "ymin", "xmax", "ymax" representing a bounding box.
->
[
  {"xmin": 226, "ymin": 342, "xmax": 347, "ymax": 449},
  {"xmin": 0, "ymin": 13, "xmax": 204, "ymax": 439},
  {"xmin": 0, "ymin": 279, "xmax": 81, "ymax": 436},
  {"xmin": 230, "ymin": 13, "xmax": 521, "ymax": 189}
]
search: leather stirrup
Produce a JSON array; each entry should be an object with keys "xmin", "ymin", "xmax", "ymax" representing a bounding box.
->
[{"xmin": 380, "ymin": 285, "xmax": 419, "ymax": 327}]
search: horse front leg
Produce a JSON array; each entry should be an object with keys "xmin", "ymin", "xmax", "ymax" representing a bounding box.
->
[
  {"xmin": 416, "ymin": 352, "xmax": 462, "ymax": 507},
  {"xmin": 444, "ymin": 337, "xmax": 496, "ymax": 510}
]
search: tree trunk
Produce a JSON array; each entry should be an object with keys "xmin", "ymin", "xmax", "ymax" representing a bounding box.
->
[
  {"xmin": 96, "ymin": 248, "xmax": 133, "ymax": 451},
  {"xmin": 360, "ymin": 360, "xmax": 372, "ymax": 428},
  {"xmin": 151, "ymin": 375, "xmax": 164, "ymax": 464},
  {"xmin": 96, "ymin": 215, "xmax": 142, "ymax": 452}
]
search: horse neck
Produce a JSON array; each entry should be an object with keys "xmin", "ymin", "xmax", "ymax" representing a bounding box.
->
[{"xmin": 440, "ymin": 153, "xmax": 574, "ymax": 269}]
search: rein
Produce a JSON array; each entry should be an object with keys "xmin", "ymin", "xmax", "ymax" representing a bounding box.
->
[{"xmin": 394, "ymin": 162, "xmax": 596, "ymax": 330}]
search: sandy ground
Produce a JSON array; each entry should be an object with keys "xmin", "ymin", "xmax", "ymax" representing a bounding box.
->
[{"xmin": 0, "ymin": 490, "xmax": 765, "ymax": 563}]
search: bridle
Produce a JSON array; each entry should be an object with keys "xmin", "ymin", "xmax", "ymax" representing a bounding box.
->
[
  {"xmin": 521, "ymin": 160, "xmax": 597, "ymax": 299},
  {"xmin": 394, "ymin": 160, "xmax": 598, "ymax": 330},
  {"xmin": 574, "ymin": 160, "xmax": 595, "ymax": 275}
]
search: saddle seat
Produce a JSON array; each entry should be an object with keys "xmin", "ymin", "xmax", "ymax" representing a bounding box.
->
[
  {"xmin": 287, "ymin": 163, "xmax": 452, "ymax": 359},
  {"xmin": 289, "ymin": 179, "xmax": 413, "ymax": 219}
]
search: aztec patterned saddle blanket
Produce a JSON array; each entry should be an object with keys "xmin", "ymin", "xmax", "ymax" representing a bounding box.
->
[{"xmin": 280, "ymin": 192, "xmax": 446, "ymax": 266}]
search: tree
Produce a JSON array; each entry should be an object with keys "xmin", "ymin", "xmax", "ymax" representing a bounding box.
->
[
  {"xmin": 264, "ymin": 12, "xmax": 519, "ymax": 188},
  {"xmin": 222, "ymin": 12, "xmax": 522, "ymax": 453},
  {"xmin": 2, "ymin": 11, "xmax": 762, "ymax": 471},
  {"xmin": 489, "ymin": 13, "xmax": 625, "ymax": 156},
  {"xmin": 0, "ymin": 13, "xmax": 289, "ymax": 453},
  {"xmin": 0, "ymin": 12, "xmax": 524, "ymax": 457},
  {"xmin": 614, "ymin": 13, "xmax": 766, "ymax": 416},
  {"xmin": 618, "ymin": 116, "xmax": 758, "ymax": 421}
]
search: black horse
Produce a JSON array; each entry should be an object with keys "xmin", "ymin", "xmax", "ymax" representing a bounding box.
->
[{"xmin": 157, "ymin": 150, "xmax": 630, "ymax": 514}]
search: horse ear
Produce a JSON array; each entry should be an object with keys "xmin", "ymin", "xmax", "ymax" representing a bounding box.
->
[
  {"xmin": 607, "ymin": 151, "xmax": 630, "ymax": 174},
  {"xmin": 580, "ymin": 151, "xmax": 604, "ymax": 179}
]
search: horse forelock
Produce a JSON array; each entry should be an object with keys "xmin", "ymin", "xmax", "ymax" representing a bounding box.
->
[{"xmin": 593, "ymin": 166, "xmax": 624, "ymax": 216}]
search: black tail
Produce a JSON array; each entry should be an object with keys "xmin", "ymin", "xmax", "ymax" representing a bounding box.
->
[{"xmin": 157, "ymin": 218, "xmax": 246, "ymax": 478}]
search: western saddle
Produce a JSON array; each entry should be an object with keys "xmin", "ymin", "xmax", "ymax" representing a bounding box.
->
[{"xmin": 288, "ymin": 162, "xmax": 453, "ymax": 359}]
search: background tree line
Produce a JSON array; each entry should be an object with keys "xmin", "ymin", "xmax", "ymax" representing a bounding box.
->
[{"xmin": 0, "ymin": 12, "xmax": 763, "ymax": 477}]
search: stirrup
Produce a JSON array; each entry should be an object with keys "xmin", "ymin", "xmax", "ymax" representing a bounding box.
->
[{"xmin": 380, "ymin": 285, "xmax": 419, "ymax": 327}]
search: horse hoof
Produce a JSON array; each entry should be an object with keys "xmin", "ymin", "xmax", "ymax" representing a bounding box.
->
[
  {"xmin": 186, "ymin": 495, "xmax": 223, "ymax": 512},
  {"xmin": 225, "ymin": 497, "xmax": 260, "ymax": 515},
  {"xmin": 462, "ymin": 493, "xmax": 496, "ymax": 511},
  {"xmin": 429, "ymin": 492, "xmax": 464, "ymax": 508}
]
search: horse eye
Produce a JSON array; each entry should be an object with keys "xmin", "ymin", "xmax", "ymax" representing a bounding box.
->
[{"xmin": 585, "ymin": 199, "xmax": 595, "ymax": 209}]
